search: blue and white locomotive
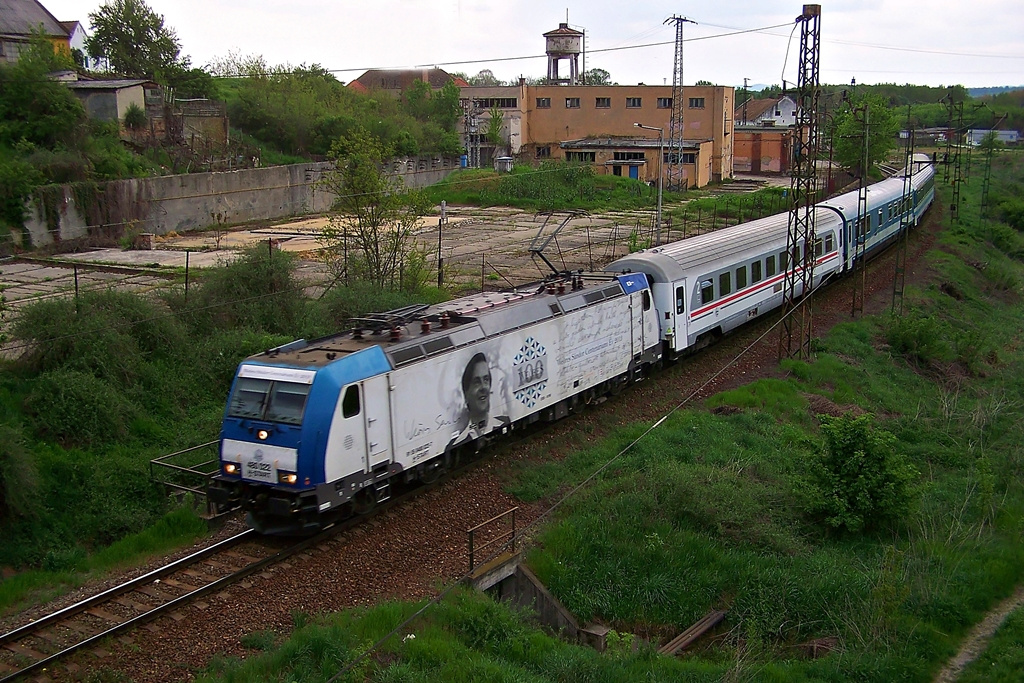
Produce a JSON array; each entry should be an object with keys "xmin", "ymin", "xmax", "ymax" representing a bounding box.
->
[
  {"xmin": 210, "ymin": 155, "xmax": 934, "ymax": 533},
  {"xmin": 209, "ymin": 274, "xmax": 661, "ymax": 533}
]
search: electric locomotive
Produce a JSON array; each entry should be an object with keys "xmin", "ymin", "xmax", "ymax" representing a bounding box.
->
[{"xmin": 209, "ymin": 272, "xmax": 661, "ymax": 533}]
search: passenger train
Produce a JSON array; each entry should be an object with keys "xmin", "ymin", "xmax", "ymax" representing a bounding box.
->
[{"xmin": 208, "ymin": 155, "xmax": 935, "ymax": 533}]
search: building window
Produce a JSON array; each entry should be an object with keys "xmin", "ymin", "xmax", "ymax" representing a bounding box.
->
[
  {"xmin": 566, "ymin": 97, "xmax": 580, "ymax": 109},
  {"xmin": 626, "ymin": 97, "xmax": 642, "ymax": 108},
  {"xmin": 595, "ymin": 97, "xmax": 611, "ymax": 108},
  {"xmin": 613, "ymin": 151, "xmax": 645, "ymax": 161},
  {"xmin": 566, "ymin": 151, "xmax": 596, "ymax": 162},
  {"xmin": 475, "ymin": 97, "xmax": 518, "ymax": 109},
  {"xmin": 536, "ymin": 97, "xmax": 551, "ymax": 109},
  {"xmin": 657, "ymin": 97, "xmax": 672, "ymax": 109},
  {"xmin": 688, "ymin": 97, "xmax": 705, "ymax": 108},
  {"xmin": 536, "ymin": 146, "xmax": 550, "ymax": 159},
  {"xmin": 682, "ymin": 153, "xmax": 696, "ymax": 164}
]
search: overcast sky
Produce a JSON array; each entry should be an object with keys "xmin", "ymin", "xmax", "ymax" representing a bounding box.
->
[{"xmin": 42, "ymin": 0, "xmax": 1024, "ymax": 89}]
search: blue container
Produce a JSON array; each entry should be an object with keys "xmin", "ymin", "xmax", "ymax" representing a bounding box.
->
[{"xmin": 460, "ymin": 155, "xmax": 468, "ymax": 168}]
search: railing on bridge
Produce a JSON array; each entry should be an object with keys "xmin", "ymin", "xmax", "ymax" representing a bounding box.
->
[{"xmin": 149, "ymin": 440, "xmax": 230, "ymax": 518}]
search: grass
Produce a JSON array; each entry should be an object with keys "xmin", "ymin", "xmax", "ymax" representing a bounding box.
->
[
  {"xmin": 0, "ymin": 506, "xmax": 206, "ymax": 614},
  {"xmin": 422, "ymin": 161, "xmax": 687, "ymax": 213},
  {"xmin": 193, "ymin": 151, "xmax": 1024, "ymax": 681},
  {"xmin": 199, "ymin": 589, "xmax": 730, "ymax": 682},
  {"xmin": 0, "ymin": 246, "xmax": 450, "ymax": 613}
]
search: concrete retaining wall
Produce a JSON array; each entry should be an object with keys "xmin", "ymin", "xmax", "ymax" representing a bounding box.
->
[
  {"xmin": 22, "ymin": 155, "xmax": 460, "ymax": 248},
  {"xmin": 490, "ymin": 565, "xmax": 580, "ymax": 641}
]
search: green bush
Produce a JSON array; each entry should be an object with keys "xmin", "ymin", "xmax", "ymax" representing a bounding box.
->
[
  {"xmin": 180, "ymin": 245, "xmax": 305, "ymax": 335},
  {"xmin": 884, "ymin": 312, "xmax": 950, "ymax": 366},
  {"xmin": 808, "ymin": 414, "xmax": 919, "ymax": 533},
  {"xmin": 14, "ymin": 289, "xmax": 188, "ymax": 385},
  {"xmin": 0, "ymin": 423, "xmax": 39, "ymax": 519},
  {"xmin": 24, "ymin": 369, "xmax": 136, "ymax": 444}
]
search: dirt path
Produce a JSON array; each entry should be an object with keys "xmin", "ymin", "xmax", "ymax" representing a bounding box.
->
[{"xmin": 933, "ymin": 587, "xmax": 1024, "ymax": 682}]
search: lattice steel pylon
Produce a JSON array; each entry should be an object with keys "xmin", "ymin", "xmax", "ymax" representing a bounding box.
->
[
  {"xmin": 950, "ymin": 101, "xmax": 965, "ymax": 223},
  {"xmin": 665, "ymin": 15, "xmax": 696, "ymax": 192},
  {"xmin": 778, "ymin": 4, "xmax": 822, "ymax": 361},
  {"xmin": 892, "ymin": 111, "xmax": 915, "ymax": 317},
  {"xmin": 850, "ymin": 104, "xmax": 870, "ymax": 319}
]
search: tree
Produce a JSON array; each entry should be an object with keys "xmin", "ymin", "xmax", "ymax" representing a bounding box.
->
[
  {"xmin": 468, "ymin": 69, "xmax": 503, "ymax": 86},
  {"xmin": 86, "ymin": 0, "xmax": 183, "ymax": 79},
  {"xmin": 0, "ymin": 38, "xmax": 86, "ymax": 149},
  {"xmin": 317, "ymin": 129, "xmax": 431, "ymax": 288},
  {"xmin": 584, "ymin": 68, "xmax": 612, "ymax": 85},
  {"xmin": 829, "ymin": 93, "xmax": 900, "ymax": 177},
  {"xmin": 485, "ymin": 105, "xmax": 504, "ymax": 147}
]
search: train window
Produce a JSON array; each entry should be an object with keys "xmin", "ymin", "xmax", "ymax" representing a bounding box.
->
[
  {"xmin": 228, "ymin": 378, "xmax": 311, "ymax": 425},
  {"xmin": 700, "ymin": 280, "xmax": 714, "ymax": 305},
  {"xmin": 342, "ymin": 385, "xmax": 360, "ymax": 418},
  {"xmin": 719, "ymin": 272, "xmax": 731, "ymax": 297},
  {"xmin": 228, "ymin": 377, "xmax": 272, "ymax": 419},
  {"xmin": 814, "ymin": 238, "xmax": 823, "ymax": 257},
  {"xmin": 266, "ymin": 382, "xmax": 311, "ymax": 425},
  {"xmin": 878, "ymin": 208, "xmax": 884, "ymax": 225},
  {"xmin": 676, "ymin": 286, "xmax": 685, "ymax": 313},
  {"xmin": 643, "ymin": 290, "xmax": 651, "ymax": 311},
  {"xmin": 780, "ymin": 251, "xmax": 789, "ymax": 271},
  {"xmin": 736, "ymin": 266, "xmax": 747, "ymax": 290},
  {"xmin": 825, "ymin": 234, "xmax": 834, "ymax": 252},
  {"xmin": 751, "ymin": 260, "xmax": 762, "ymax": 283},
  {"xmin": 766, "ymin": 255, "xmax": 776, "ymax": 277}
]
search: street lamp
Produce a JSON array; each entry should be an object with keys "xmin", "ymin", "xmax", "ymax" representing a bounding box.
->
[{"xmin": 634, "ymin": 122, "xmax": 664, "ymax": 246}]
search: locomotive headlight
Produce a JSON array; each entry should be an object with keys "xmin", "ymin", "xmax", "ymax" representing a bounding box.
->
[
  {"xmin": 224, "ymin": 463, "xmax": 238, "ymax": 475},
  {"xmin": 278, "ymin": 471, "xmax": 298, "ymax": 485},
  {"xmin": 257, "ymin": 429, "xmax": 269, "ymax": 441}
]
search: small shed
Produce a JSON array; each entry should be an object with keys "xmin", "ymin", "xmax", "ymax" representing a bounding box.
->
[
  {"xmin": 494, "ymin": 156, "xmax": 514, "ymax": 173},
  {"xmin": 64, "ymin": 78, "xmax": 157, "ymax": 123}
]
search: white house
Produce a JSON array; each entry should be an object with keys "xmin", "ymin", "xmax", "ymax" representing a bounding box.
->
[
  {"xmin": 734, "ymin": 95, "xmax": 797, "ymax": 127},
  {"xmin": 966, "ymin": 129, "xmax": 1019, "ymax": 146}
]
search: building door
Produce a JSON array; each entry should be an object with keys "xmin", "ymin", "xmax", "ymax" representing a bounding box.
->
[{"xmin": 629, "ymin": 165, "xmax": 639, "ymax": 180}]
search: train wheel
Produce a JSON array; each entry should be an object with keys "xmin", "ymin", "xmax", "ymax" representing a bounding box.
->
[
  {"xmin": 421, "ymin": 458, "xmax": 445, "ymax": 484},
  {"xmin": 352, "ymin": 488, "xmax": 377, "ymax": 515}
]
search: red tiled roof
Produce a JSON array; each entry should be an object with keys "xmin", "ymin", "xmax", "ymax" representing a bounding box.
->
[{"xmin": 734, "ymin": 97, "xmax": 779, "ymax": 123}]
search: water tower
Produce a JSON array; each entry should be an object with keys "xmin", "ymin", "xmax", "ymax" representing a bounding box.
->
[{"xmin": 544, "ymin": 23, "xmax": 583, "ymax": 85}]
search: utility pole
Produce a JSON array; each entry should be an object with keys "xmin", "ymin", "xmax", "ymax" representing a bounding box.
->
[
  {"xmin": 778, "ymin": 4, "xmax": 821, "ymax": 361},
  {"xmin": 742, "ymin": 77, "xmax": 750, "ymax": 125},
  {"xmin": 665, "ymin": 15, "xmax": 696, "ymax": 192}
]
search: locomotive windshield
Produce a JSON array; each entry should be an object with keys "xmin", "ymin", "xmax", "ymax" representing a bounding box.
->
[{"xmin": 228, "ymin": 377, "xmax": 311, "ymax": 425}]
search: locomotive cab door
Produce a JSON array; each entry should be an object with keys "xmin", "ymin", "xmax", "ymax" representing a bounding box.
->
[{"xmin": 362, "ymin": 374, "xmax": 393, "ymax": 471}]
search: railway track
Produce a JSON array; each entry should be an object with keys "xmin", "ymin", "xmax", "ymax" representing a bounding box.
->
[{"xmin": 0, "ymin": 449, "xmax": 501, "ymax": 682}]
